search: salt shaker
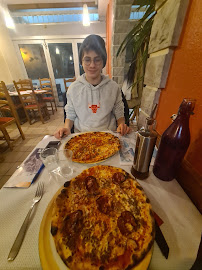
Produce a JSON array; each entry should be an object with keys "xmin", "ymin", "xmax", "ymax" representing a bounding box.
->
[{"xmin": 131, "ymin": 116, "xmax": 157, "ymax": 180}]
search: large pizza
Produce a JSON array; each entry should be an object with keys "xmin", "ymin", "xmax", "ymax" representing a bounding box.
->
[
  {"xmin": 51, "ymin": 165, "xmax": 155, "ymax": 270},
  {"xmin": 64, "ymin": 132, "xmax": 121, "ymax": 163}
]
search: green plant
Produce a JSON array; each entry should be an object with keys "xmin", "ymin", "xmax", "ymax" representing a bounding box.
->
[
  {"xmin": 117, "ymin": 0, "xmax": 156, "ymax": 86},
  {"xmin": 117, "ymin": 0, "xmax": 168, "ymax": 109}
]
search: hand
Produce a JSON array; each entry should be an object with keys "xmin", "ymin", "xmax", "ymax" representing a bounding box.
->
[
  {"xmin": 54, "ymin": 128, "xmax": 71, "ymax": 139},
  {"xmin": 117, "ymin": 123, "xmax": 131, "ymax": 136}
]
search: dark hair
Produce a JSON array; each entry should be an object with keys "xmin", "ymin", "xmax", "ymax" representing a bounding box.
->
[{"xmin": 79, "ymin": 35, "xmax": 107, "ymax": 68}]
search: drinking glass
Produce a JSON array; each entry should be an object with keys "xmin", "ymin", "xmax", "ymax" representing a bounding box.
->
[
  {"xmin": 40, "ymin": 147, "xmax": 59, "ymax": 173},
  {"xmin": 58, "ymin": 149, "xmax": 73, "ymax": 177}
]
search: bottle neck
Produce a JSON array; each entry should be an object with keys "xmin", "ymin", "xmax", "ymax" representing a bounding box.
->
[
  {"xmin": 177, "ymin": 111, "xmax": 191, "ymax": 118},
  {"xmin": 178, "ymin": 99, "xmax": 195, "ymax": 116}
]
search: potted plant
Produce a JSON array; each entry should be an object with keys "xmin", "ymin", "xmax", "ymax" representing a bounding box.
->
[{"xmin": 117, "ymin": 0, "xmax": 167, "ymax": 121}]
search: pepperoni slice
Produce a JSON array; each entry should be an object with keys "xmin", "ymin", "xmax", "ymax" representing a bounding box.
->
[
  {"xmin": 85, "ymin": 176, "xmax": 99, "ymax": 193},
  {"xmin": 63, "ymin": 210, "xmax": 83, "ymax": 236},
  {"xmin": 96, "ymin": 196, "xmax": 113, "ymax": 215},
  {"xmin": 117, "ymin": 211, "xmax": 138, "ymax": 236},
  {"xmin": 74, "ymin": 178, "xmax": 85, "ymax": 190},
  {"xmin": 62, "ymin": 210, "xmax": 84, "ymax": 251},
  {"xmin": 112, "ymin": 172, "xmax": 126, "ymax": 184}
]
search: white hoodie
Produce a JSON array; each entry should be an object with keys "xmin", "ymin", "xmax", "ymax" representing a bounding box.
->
[{"xmin": 65, "ymin": 74, "xmax": 124, "ymax": 132}]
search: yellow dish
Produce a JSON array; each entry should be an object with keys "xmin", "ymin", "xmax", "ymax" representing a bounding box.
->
[{"xmin": 39, "ymin": 187, "xmax": 153, "ymax": 270}]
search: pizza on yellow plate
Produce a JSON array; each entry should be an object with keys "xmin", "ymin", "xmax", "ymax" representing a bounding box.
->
[
  {"xmin": 51, "ymin": 165, "xmax": 155, "ymax": 270},
  {"xmin": 64, "ymin": 132, "xmax": 121, "ymax": 163}
]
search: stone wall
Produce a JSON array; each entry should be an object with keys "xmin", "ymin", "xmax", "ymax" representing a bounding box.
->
[
  {"xmin": 139, "ymin": 0, "xmax": 190, "ymax": 127},
  {"xmin": 111, "ymin": 0, "xmax": 134, "ymax": 89}
]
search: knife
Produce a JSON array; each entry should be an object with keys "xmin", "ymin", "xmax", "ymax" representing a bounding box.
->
[
  {"xmin": 190, "ymin": 234, "xmax": 202, "ymax": 270},
  {"xmin": 155, "ymin": 219, "xmax": 169, "ymax": 259}
]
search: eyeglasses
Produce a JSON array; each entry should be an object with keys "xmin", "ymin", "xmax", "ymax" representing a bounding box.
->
[{"xmin": 82, "ymin": 57, "xmax": 103, "ymax": 66}]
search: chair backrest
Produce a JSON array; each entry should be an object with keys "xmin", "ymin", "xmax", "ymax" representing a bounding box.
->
[
  {"xmin": 19, "ymin": 79, "xmax": 32, "ymax": 90},
  {"xmin": 13, "ymin": 79, "xmax": 38, "ymax": 106},
  {"xmin": 0, "ymin": 81, "xmax": 19, "ymax": 119},
  {"xmin": 64, "ymin": 77, "xmax": 76, "ymax": 92},
  {"xmin": 39, "ymin": 78, "xmax": 54, "ymax": 96}
]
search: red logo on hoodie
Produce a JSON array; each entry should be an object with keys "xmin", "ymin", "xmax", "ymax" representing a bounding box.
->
[{"xmin": 89, "ymin": 104, "xmax": 100, "ymax": 113}]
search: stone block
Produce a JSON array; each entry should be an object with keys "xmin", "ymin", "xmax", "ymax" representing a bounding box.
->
[
  {"xmin": 124, "ymin": 63, "xmax": 130, "ymax": 75},
  {"xmin": 118, "ymin": 76, "xmax": 124, "ymax": 85},
  {"xmin": 112, "ymin": 67, "xmax": 124, "ymax": 77},
  {"xmin": 140, "ymin": 87, "xmax": 161, "ymax": 116},
  {"xmin": 112, "ymin": 45, "xmax": 120, "ymax": 57},
  {"xmin": 128, "ymin": 20, "xmax": 138, "ymax": 31},
  {"xmin": 155, "ymin": 0, "xmax": 167, "ymax": 10},
  {"xmin": 113, "ymin": 55, "xmax": 125, "ymax": 67},
  {"xmin": 116, "ymin": 0, "xmax": 133, "ymax": 4},
  {"xmin": 149, "ymin": 0, "xmax": 189, "ymax": 53},
  {"xmin": 115, "ymin": 5, "xmax": 132, "ymax": 20},
  {"xmin": 113, "ymin": 33, "xmax": 127, "ymax": 46},
  {"xmin": 114, "ymin": 20, "xmax": 129, "ymax": 33},
  {"xmin": 112, "ymin": 76, "xmax": 118, "ymax": 83},
  {"xmin": 144, "ymin": 49, "xmax": 174, "ymax": 88}
]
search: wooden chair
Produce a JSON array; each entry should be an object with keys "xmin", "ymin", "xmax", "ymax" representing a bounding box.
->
[
  {"xmin": 0, "ymin": 81, "xmax": 25, "ymax": 150},
  {"xmin": 64, "ymin": 77, "xmax": 76, "ymax": 92},
  {"xmin": 0, "ymin": 84, "xmax": 27, "ymax": 124},
  {"xmin": 13, "ymin": 79, "xmax": 50, "ymax": 125},
  {"xmin": 129, "ymin": 105, "xmax": 140, "ymax": 123},
  {"xmin": 63, "ymin": 77, "xmax": 76, "ymax": 124},
  {"xmin": 39, "ymin": 78, "xmax": 57, "ymax": 115}
]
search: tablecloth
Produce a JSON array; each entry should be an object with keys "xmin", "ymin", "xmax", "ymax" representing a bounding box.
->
[{"xmin": 0, "ymin": 134, "xmax": 201, "ymax": 270}]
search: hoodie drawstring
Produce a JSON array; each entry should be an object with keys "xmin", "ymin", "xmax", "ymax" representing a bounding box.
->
[{"xmin": 88, "ymin": 85, "xmax": 101, "ymax": 113}]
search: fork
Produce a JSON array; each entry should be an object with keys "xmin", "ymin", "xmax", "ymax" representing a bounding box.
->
[{"xmin": 7, "ymin": 182, "xmax": 44, "ymax": 261}]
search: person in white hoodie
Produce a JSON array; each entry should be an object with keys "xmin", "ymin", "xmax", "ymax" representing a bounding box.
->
[{"xmin": 54, "ymin": 35, "xmax": 130, "ymax": 139}]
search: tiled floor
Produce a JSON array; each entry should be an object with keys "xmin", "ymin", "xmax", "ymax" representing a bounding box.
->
[{"xmin": 0, "ymin": 107, "xmax": 64, "ymax": 188}]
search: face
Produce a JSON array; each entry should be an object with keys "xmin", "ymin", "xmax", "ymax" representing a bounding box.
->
[{"xmin": 82, "ymin": 50, "xmax": 103, "ymax": 82}]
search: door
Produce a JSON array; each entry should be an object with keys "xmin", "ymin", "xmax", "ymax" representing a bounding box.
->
[
  {"xmin": 14, "ymin": 40, "xmax": 49, "ymax": 87},
  {"xmin": 45, "ymin": 39, "xmax": 84, "ymax": 105},
  {"xmin": 14, "ymin": 39, "xmax": 84, "ymax": 106}
]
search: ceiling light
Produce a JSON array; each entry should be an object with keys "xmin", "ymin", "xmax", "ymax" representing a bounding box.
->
[
  {"xmin": 83, "ymin": 4, "xmax": 90, "ymax": 26},
  {"xmin": 56, "ymin": 47, "xmax": 60, "ymax": 54}
]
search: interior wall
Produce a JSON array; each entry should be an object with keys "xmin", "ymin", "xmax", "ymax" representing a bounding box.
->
[
  {"xmin": 155, "ymin": 0, "xmax": 202, "ymax": 175},
  {"xmin": 10, "ymin": 22, "xmax": 106, "ymax": 39},
  {"xmin": 0, "ymin": 8, "xmax": 106, "ymax": 84},
  {"xmin": 0, "ymin": 47, "xmax": 12, "ymax": 83},
  {"xmin": 0, "ymin": 13, "xmax": 24, "ymax": 83}
]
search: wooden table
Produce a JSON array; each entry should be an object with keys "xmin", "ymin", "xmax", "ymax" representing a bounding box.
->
[
  {"xmin": 8, "ymin": 90, "xmax": 49, "ymax": 124},
  {"xmin": 8, "ymin": 90, "xmax": 48, "ymax": 96}
]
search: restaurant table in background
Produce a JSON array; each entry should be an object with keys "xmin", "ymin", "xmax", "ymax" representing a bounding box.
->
[
  {"xmin": 8, "ymin": 89, "xmax": 49, "ymax": 124},
  {"xmin": 0, "ymin": 133, "xmax": 201, "ymax": 270},
  {"xmin": 8, "ymin": 89, "xmax": 48, "ymax": 96},
  {"xmin": 10, "ymin": 96, "xmax": 27, "ymax": 124}
]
